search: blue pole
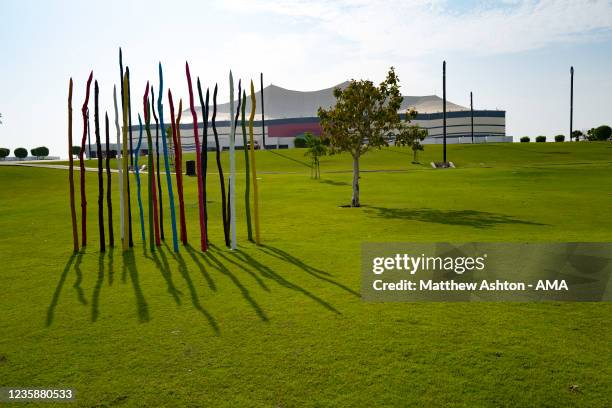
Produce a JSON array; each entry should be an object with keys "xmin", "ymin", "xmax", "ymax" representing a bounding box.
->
[{"xmin": 158, "ymin": 63, "xmax": 179, "ymax": 252}]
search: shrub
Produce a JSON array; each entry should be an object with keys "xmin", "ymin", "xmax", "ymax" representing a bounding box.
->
[
  {"xmin": 31, "ymin": 146, "xmax": 49, "ymax": 158},
  {"xmin": 0, "ymin": 148, "xmax": 9, "ymax": 159},
  {"xmin": 535, "ymin": 136, "xmax": 546, "ymax": 143},
  {"xmin": 554, "ymin": 135, "xmax": 565, "ymax": 142},
  {"xmin": 14, "ymin": 147, "xmax": 28, "ymax": 159},
  {"xmin": 591, "ymin": 125, "xmax": 612, "ymax": 141},
  {"xmin": 520, "ymin": 137, "xmax": 530, "ymax": 143},
  {"xmin": 294, "ymin": 135, "xmax": 307, "ymax": 148},
  {"xmin": 71, "ymin": 146, "xmax": 81, "ymax": 156}
]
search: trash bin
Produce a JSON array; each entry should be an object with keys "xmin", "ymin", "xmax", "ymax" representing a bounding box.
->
[{"xmin": 185, "ymin": 160, "xmax": 196, "ymax": 176}]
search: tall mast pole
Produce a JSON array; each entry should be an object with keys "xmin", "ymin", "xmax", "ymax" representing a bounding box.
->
[
  {"xmin": 570, "ymin": 66, "xmax": 574, "ymax": 141},
  {"xmin": 470, "ymin": 91, "xmax": 474, "ymax": 144},
  {"xmin": 260, "ymin": 72, "xmax": 266, "ymax": 149},
  {"xmin": 443, "ymin": 61, "xmax": 447, "ymax": 163}
]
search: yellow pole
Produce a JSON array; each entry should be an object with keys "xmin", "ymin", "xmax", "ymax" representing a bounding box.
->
[
  {"xmin": 249, "ymin": 80, "xmax": 261, "ymax": 244},
  {"xmin": 121, "ymin": 73, "xmax": 130, "ymax": 250}
]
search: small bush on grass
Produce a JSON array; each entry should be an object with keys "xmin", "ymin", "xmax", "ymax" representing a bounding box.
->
[
  {"xmin": 520, "ymin": 137, "xmax": 530, "ymax": 143},
  {"xmin": 14, "ymin": 147, "xmax": 28, "ymax": 159},
  {"xmin": 535, "ymin": 136, "xmax": 546, "ymax": 143}
]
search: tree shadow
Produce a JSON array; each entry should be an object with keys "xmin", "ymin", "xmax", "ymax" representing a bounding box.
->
[
  {"xmin": 319, "ymin": 179, "xmax": 349, "ymax": 187},
  {"xmin": 363, "ymin": 206, "xmax": 546, "ymax": 229},
  {"xmin": 46, "ymin": 252, "xmax": 79, "ymax": 326},
  {"xmin": 267, "ymin": 150, "xmax": 312, "ymax": 168},
  {"xmin": 194, "ymin": 246, "xmax": 269, "ymax": 322},
  {"xmin": 91, "ymin": 252, "xmax": 105, "ymax": 322},
  {"xmin": 231, "ymin": 249, "xmax": 342, "ymax": 314},
  {"xmin": 122, "ymin": 250, "xmax": 150, "ymax": 322},
  {"xmin": 162, "ymin": 243, "xmax": 220, "ymax": 335},
  {"xmin": 257, "ymin": 245, "xmax": 359, "ymax": 298}
]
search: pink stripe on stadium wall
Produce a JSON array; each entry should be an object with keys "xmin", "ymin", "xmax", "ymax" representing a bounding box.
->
[{"xmin": 268, "ymin": 122, "xmax": 322, "ymax": 137}]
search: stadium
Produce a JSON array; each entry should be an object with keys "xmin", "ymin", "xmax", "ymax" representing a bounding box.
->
[{"xmin": 92, "ymin": 81, "xmax": 508, "ymax": 156}]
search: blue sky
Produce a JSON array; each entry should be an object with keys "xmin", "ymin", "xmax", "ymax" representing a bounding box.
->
[{"xmin": 1, "ymin": 0, "xmax": 612, "ymax": 156}]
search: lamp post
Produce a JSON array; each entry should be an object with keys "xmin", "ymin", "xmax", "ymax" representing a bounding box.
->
[
  {"xmin": 443, "ymin": 61, "xmax": 447, "ymax": 163},
  {"xmin": 470, "ymin": 91, "xmax": 474, "ymax": 144},
  {"xmin": 260, "ymin": 72, "xmax": 266, "ymax": 149},
  {"xmin": 570, "ymin": 66, "xmax": 574, "ymax": 141}
]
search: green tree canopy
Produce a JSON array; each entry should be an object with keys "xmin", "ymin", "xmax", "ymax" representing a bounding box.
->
[
  {"xmin": 303, "ymin": 132, "xmax": 327, "ymax": 179},
  {"xmin": 396, "ymin": 112, "xmax": 428, "ymax": 163},
  {"xmin": 14, "ymin": 147, "xmax": 28, "ymax": 159},
  {"xmin": 318, "ymin": 67, "xmax": 403, "ymax": 207}
]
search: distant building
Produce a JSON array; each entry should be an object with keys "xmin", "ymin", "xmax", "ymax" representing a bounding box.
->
[{"xmin": 90, "ymin": 82, "xmax": 507, "ymax": 156}]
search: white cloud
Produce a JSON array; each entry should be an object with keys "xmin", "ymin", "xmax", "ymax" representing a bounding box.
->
[{"xmin": 220, "ymin": 0, "xmax": 612, "ymax": 57}]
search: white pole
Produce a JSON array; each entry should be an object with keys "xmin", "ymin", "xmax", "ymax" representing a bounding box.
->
[
  {"xmin": 229, "ymin": 71, "xmax": 237, "ymax": 250},
  {"xmin": 113, "ymin": 85, "xmax": 124, "ymax": 239}
]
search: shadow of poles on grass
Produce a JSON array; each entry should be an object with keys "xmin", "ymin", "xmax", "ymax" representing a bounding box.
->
[
  {"xmin": 363, "ymin": 206, "xmax": 546, "ymax": 229},
  {"xmin": 257, "ymin": 245, "xmax": 360, "ymax": 298},
  {"xmin": 122, "ymin": 249, "xmax": 150, "ymax": 323},
  {"xmin": 267, "ymin": 149, "xmax": 313, "ymax": 168},
  {"xmin": 46, "ymin": 252, "xmax": 80, "ymax": 326},
  {"xmin": 193, "ymin": 243, "xmax": 270, "ymax": 323},
  {"xmin": 227, "ymin": 246, "xmax": 344, "ymax": 315},
  {"xmin": 162, "ymin": 243, "xmax": 220, "ymax": 335}
]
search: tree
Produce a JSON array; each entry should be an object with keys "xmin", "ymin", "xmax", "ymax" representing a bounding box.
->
[
  {"xmin": 554, "ymin": 135, "xmax": 565, "ymax": 142},
  {"xmin": 0, "ymin": 148, "xmax": 9, "ymax": 159},
  {"xmin": 14, "ymin": 147, "xmax": 27, "ymax": 159},
  {"xmin": 71, "ymin": 145, "xmax": 81, "ymax": 156},
  {"xmin": 303, "ymin": 132, "xmax": 327, "ymax": 179},
  {"xmin": 587, "ymin": 125, "xmax": 611, "ymax": 141},
  {"xmin": 0, "ymin": 113, "xmax": 3, "ymax": 124},
  {"xmin": 395, "ymin": 110, "xmax": 427, "ymax": 163},
  {"xmin": 31, "ymin": 146, "xmax": 49, "ymax": 159},
  {"xmin": 318, "ymin": 67, "xmax": 403, "ymax": 207},
  {"xmin": 520, "ymin": 137, "xmax": 530, "ymax": 143},
  {"xmin": 535, "ymin": 136, "xmax": 546, "ymax": 143},
  {"xmin": 571, "ymin": 130, "xmax": 584, "ymax": 141}
]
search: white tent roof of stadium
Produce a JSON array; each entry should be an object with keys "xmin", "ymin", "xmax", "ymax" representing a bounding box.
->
[{"xmin": 181, "ymin": 81, "xmax": 468, "ymax": 121}]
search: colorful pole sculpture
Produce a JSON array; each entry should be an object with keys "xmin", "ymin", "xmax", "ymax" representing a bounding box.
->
[
  {"xmin": 125, "ymin": 67, "xmax": 134, "ymax": 247},
  {"xmin": 196, "ymin": 80, "xmax": 209, "ymax": 241},
  {"xmin": 113, "ymin": 85, "xmax": 125, "ymax": 241},
  {"xmin": 168, "ymin": 91, "xmax": 187, "ymax": 245},
  {"xmin": 80, "ymin": 71, "xmax": 93, "ymax": 246},
  {"xmin": 136, "ymin": 114, "xmax": 146, "ymax": 242},
  {"xmin": 229, "ymin": 74, "xmax": 240, "ymax": 250},
  {"xmin": 212, "ymin": 84, "xmax": 230, "ymax": 247},
  {"xmin": 121, "ymin": 73, "xmax": 130, "ymax": 250},
  {"xmin": 241, "ymin": 90, "xmax": 253, "ymax": 241},
  {"xmin": 105, "ymin": 111, "xmax": 114, "ymax": 247},
  {"xmin": 94, "ymin": 81, "xmax": 106, "ymax": 252},
  {"xmin": 68, "ymin": 78, "xmax": 79, "ymax": 252},
  {"xmin": 158, "ymin": 63, "xmax": 179, "ymax": 252},
  {"xmin": 151, "ymin": 87, "xmax": 164, "ymax": 241},
  {"xmin": 151, "ymin": 87, "xmax": 166, "ymax": 241},
  {"xmin": 144, "ymin": 85, "xmax": 161, "ymax": 248},
  {"xmin": 249, "ymin": 80, "xmax": 261, "ymax": 244},
  {"xmin": 186, "ymin": 63, "xmax": 207, "ymax": 252}
]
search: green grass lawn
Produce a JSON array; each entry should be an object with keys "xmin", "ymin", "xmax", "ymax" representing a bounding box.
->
[{"xmin": 1, "ymin": 142, "xmax": 611, "ymax": 407}]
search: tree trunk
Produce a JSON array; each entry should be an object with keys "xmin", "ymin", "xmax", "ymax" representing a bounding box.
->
[{"xmin": 351, "ymin": 154, "xmax": 360, "ymax": 207}]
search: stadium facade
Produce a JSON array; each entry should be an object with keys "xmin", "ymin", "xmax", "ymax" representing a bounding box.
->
[{"xmin": 90, "ymin": 81, "xmax": 508, "ymax": 156}]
